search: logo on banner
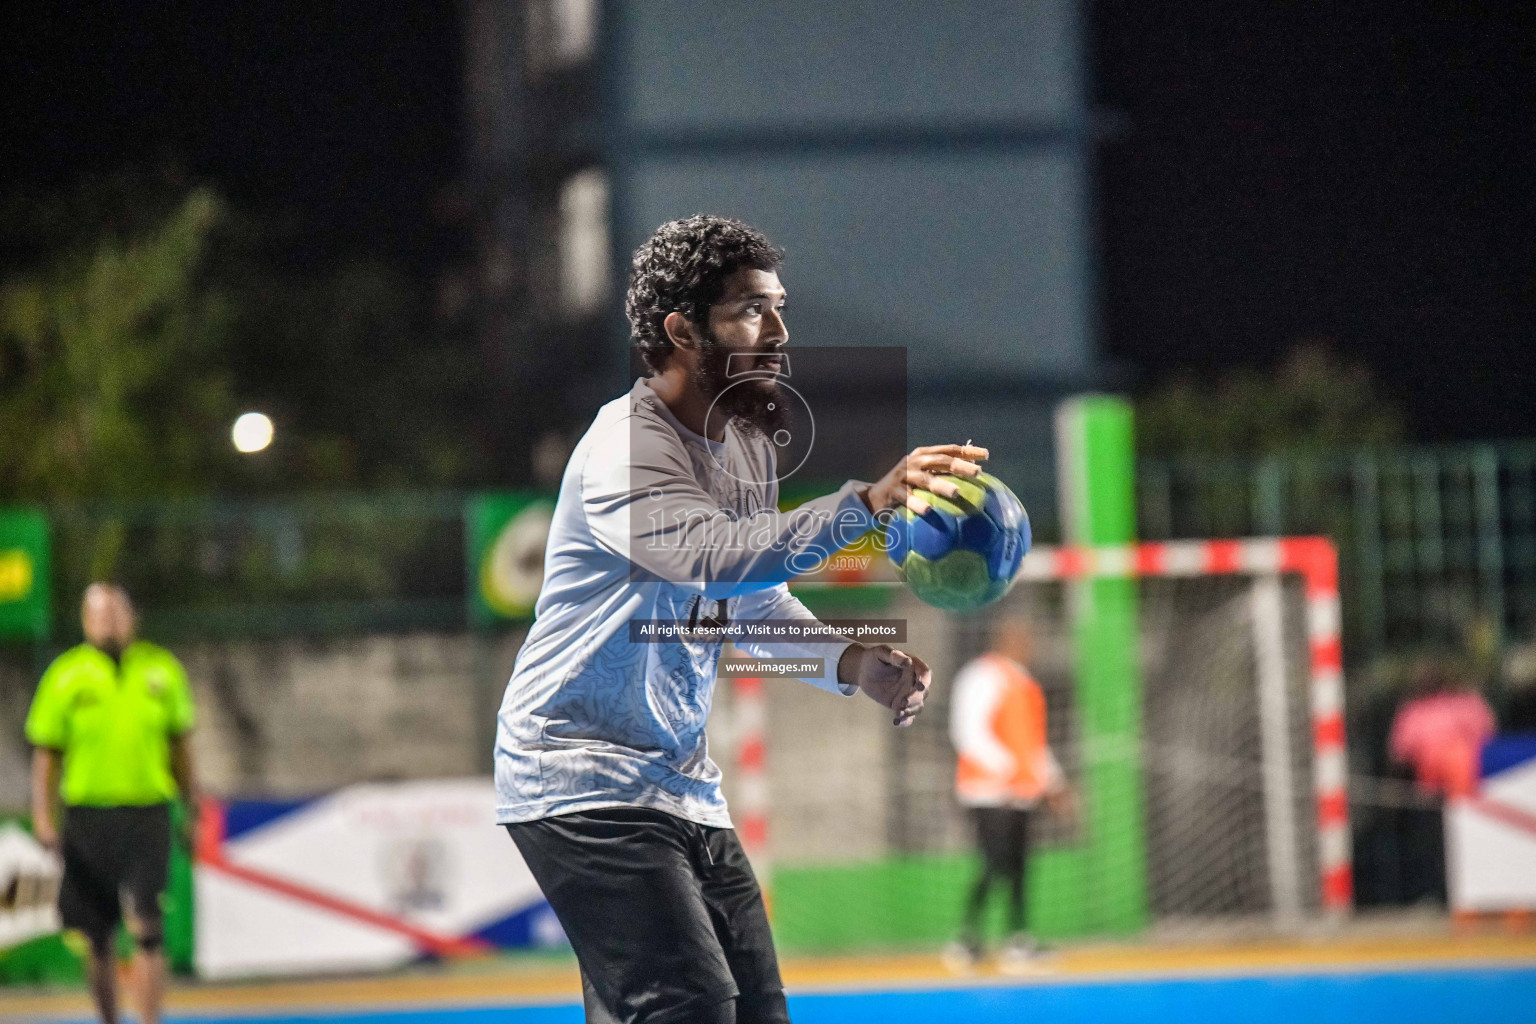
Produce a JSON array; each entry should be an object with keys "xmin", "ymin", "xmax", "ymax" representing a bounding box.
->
[
  {"xmin": 474, "ymin": 498, "xmax": 554, "ymax": 621},
  {"xmin": 379, "ymin": 834, "xmax": 451, "ymax": 915},
  {"xmin": 0, "ymin": 550, "xmax": 33, "ymax": 603}
]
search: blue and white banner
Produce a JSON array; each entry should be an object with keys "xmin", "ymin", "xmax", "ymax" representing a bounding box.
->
[
  {"xmin": 195, "ymin": 778, "xmax": 561, "ymax": 980},
  {"xmin": 1447, "ymin": 736, "xmax": 1536, "ymax": 912}
]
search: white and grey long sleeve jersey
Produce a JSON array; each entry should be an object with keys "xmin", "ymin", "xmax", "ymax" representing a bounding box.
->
[{"xmin": 494, "ymin": 377, "xmax": 875, "ymax": 827}]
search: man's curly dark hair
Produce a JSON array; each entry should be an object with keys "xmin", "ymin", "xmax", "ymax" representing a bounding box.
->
[{"xmin": 625, "ymin": 215, "xmax": 784, "ymax": 374}]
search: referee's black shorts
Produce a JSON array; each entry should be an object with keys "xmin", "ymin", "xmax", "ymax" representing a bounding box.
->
[
  {"xmin": 59, "ymin": 803, "xmax": 172, "ymax": 948},
  {"xmin": 507, "ymin": 807, "xmax": 788, "ymax": 1024}
]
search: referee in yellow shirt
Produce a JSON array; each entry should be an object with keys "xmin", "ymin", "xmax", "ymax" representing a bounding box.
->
[{"xmin": 27, "ymin": 583, "xmax": 198, "ymax": 1024}]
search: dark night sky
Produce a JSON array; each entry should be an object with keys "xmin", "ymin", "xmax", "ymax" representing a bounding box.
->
[
  {"xmin": 4, "ymin": 2, "xmax": 1532, "ymax": 440},
  {"xmin": 1094, "ymin": 3, "xmax": 1535, "ymax": 440},
  {"xmin": 2, "ymin": 2, "xmax": 461, "ymax": 268}
]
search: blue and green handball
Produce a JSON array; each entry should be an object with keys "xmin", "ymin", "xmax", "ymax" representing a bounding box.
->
[{"xmin": 883, "ymin": 472, "xmax": 1030, "ymax": 612}]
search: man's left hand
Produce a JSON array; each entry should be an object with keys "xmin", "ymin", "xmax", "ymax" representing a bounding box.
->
[{"xmin": 839, "ymin": 644, "xmax": 932, "ymax": 727}]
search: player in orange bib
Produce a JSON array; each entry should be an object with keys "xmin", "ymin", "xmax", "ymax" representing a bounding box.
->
[{"xmin": 946, "ymin": 620, "xmax": 1073, "ymax": 972}]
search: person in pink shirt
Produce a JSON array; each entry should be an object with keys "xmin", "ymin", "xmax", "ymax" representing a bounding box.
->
[
  {"xmin": 1387, "ymin": 662, "xmax": 1496, "ymax": 902},
  {"xmin": 1389, "ymin": 665, "xmax": 1495, "ymax": 799}
]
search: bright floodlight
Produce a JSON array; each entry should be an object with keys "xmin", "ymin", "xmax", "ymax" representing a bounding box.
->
[{"xmin": 232, "ymin": 412, "xmax": 274, "ymax": 454}]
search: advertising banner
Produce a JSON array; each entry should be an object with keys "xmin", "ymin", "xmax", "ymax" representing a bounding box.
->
[
  {"xmin": 195, "ymin": 778, "xmax": 560, "ymax": 980},
  {"xmin": 1447, "ymin": 736, "xmax": 1536, "ymax": 912},
  {"xmin": 0, "ymin": 509, "xmax": 49, "ymax": 641},
  {"xmin": 0, "ymin": 822, "xmax": 61, "ymax": 951},
  {"xmin": 466, "ymin": 493, "xmax": 554, "ymax": 624}
]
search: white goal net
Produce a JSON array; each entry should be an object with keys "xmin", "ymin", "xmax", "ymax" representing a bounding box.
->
[{"xmin": 710, "ymin": 538, "xmax": 1349, "ymax": 952}]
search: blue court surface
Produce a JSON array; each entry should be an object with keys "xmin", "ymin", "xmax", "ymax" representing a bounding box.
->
[{"xmin": 45, "ymin": 964, "xmax": 1536, "ymax": 1024}]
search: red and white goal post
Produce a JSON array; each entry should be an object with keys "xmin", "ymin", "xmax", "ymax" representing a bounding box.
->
[
  {"xmin": 731, "ymin": 535, "xmax": 1351, "ymax": 918},
  {"xmin": 1016, "ymin": 536, "xmax": 1350, "ymax": 913}
]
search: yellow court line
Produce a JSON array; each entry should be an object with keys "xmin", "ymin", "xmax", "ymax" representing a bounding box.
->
[
  {"xmin": 0, "ymin": 963, "xmax": 586, "ymax": 1020},
  {"xmin": 5, "ymin": 934, "xmax": 1536, "ymax": 1019},
  {"xmin": 782, "ymin": 934, "xmax": 1536, "ymax": 990}
]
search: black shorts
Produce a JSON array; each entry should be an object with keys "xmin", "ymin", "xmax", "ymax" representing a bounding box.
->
[
  {"xmin": 59, "ymin": 803, "xmax": 172, "ymax": 945},
  {"xmin": 506, "ymin": 807, "xmax": 787, "ymax": 1024}
]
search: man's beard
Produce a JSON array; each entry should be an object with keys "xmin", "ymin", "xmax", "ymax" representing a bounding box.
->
[{"xmin": 689, "ymin": 336, "xmax": 792, "ymax": 438}]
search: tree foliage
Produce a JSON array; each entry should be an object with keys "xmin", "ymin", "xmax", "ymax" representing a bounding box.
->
[
  {"xmin": 224, "ymin": 258, "xmax": 486, "ymax": 490},
  {"xmin": 0, "ymin": 176, "xmax": 491, "ymax": 504},
  {"xmin": 0, "ymin": 188, "xmax": 237, "ymax": 501},
  {"xmin": 1136, "ymin": 343, "xmax": 1406, "ymax": 458}
]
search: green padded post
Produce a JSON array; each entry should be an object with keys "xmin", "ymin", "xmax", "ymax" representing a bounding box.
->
[{"xmin": 1046, "ymin": 396, "xmax": 1148, "ymax": 935}]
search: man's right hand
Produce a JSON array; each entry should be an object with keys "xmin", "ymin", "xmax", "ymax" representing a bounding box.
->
[{"xmin": 860, "ymin": 444, "xmax": 989, "ymax": 516}]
